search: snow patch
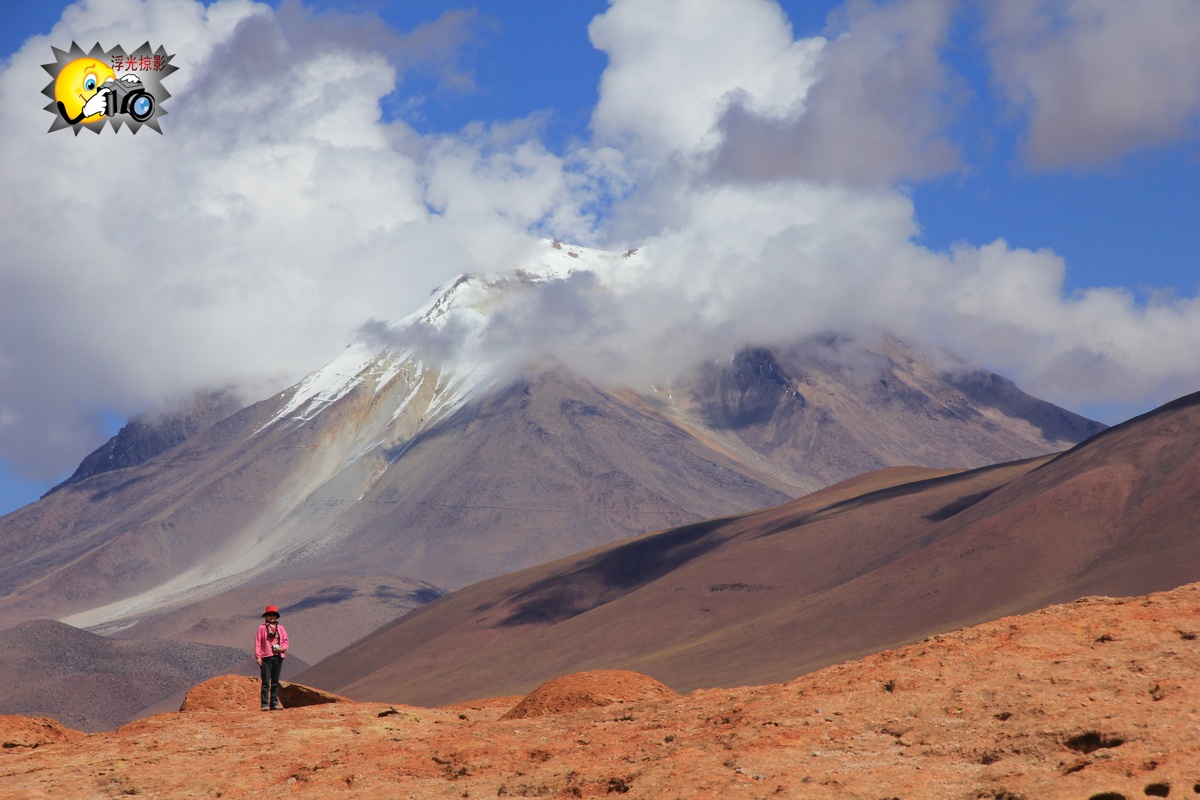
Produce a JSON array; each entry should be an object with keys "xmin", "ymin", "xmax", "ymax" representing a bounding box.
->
[{"xmin": 257, "ymin": 341, "xmax": 377, "ymax": 432}]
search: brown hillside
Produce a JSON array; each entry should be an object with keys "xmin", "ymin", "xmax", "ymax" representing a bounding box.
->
[
  {"xmin": 0, "ymin": 334, "xmax": 1100, "ymax": 641},
  {"xmin": 101, "ymin": 574, "xmax": 444, "ymax": 665},
  {"xmin": 2, "ymin": 581, "xmax": 1198, "ymax": 799},
  {"xmin": 297, "ymin": 392, "xmax": 1200, "ymax": 708}
]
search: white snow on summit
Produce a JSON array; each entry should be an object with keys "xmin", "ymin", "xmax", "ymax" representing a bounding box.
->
[{"xmin": 260, "ymin": 239, "xmax": 636, "ymax": 434}]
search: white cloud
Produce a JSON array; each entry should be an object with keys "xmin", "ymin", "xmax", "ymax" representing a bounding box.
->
[
  {"xmin": 589, "ymin": 0, "xmax": 959, "ymax": 185},
  {"xmin": 588, "ymin": 0, "xmax": 824, "ymax": 161},
  {"xmin": 523, "ymin": 179, "xmax": 1200, "ymax": 419},
  {"xmin": 4, "ymin": 0, "xmax": 1200, "ymax": 485},
  {"xmin": 0, "ymin": 0, "xmax": 588, "ymax": 479},
  {"xmin": 709, "ymin": 0, "xmax": 961, "ymax": 184},
  {"xmin": 984, "ymin": 0, "xmax": 1200, "ymax": 169},
  {"xmin": 561, "ymin": 0, "xmax": 1200, "ymax": 415}
]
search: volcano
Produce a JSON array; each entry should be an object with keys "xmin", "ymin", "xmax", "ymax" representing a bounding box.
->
[{"xmin": 0, "ymin": 242, "xmax": 1102, "ymax": 727}]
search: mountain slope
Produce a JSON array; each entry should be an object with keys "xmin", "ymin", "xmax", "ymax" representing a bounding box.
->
[
  {"xmin": 0, "ymin": 242, "xmax": 1102, "ymax": 661},
  {"xmin": 661, "ymin": 335, "xmax": 1101, "ymax": 486},
  {"xmin": 297, "ymin": 391, "xmax": 1200, "ymax": 707},
  {"xmin": 43, "ymin": 390, "xmax": 243, "ymax": 496}
]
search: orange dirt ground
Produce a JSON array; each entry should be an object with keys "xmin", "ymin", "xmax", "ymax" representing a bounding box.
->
[{"xmin": 3, "ymin": 583, "xmax": 1200, "ymax": 799}]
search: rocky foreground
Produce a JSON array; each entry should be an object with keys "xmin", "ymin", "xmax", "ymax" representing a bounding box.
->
[{"xmin": 3, "ymin": 582, "xmax": 1200, "ymax": 800}]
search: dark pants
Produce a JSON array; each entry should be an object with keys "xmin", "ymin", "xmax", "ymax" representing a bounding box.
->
[{"xmin": 260, "ymin": 655, "xmax": 283, "ymax": 708}]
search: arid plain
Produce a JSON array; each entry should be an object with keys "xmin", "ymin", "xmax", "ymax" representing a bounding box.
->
[{"xmin": 3, "ymin": 580, "xmax": 1198, "ymax": 799}]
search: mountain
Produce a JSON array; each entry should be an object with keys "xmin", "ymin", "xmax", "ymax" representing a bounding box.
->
[
  {"xmin": 663, "ymin": 335, "xmax": 1101, "ymax": 487},
  {"xmin": 43, "ymin": 389, "xmax": 243, "ymax": 496},
  {"xmin": 4, "ymin": 580, "xmax": 1199, "ymax": 799},
  {"xmin": 296, "ymin": 390, "xmax": 1200, "ymax": 707},
  {"xmin": 0, "ymin": 242, "xmax": 1101, "ymax": 665}
]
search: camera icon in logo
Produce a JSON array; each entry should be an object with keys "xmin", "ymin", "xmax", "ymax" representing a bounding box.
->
[{"xmin": 102, "ymin": 76, "xmax": 155, "ymax": 122}]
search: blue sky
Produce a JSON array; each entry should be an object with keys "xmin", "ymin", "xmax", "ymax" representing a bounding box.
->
[{"xmin": 1, "ymin": 0, "xmax": 1198, "ymax": 517}]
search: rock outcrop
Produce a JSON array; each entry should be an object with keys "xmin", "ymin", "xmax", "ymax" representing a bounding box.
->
[
  {"xmin": 179, "ymin": 675, "xmax": 351, "ymax": 713},
  {"xmin": 0, "ymin": 715, "xmax": 84, "ymax": 752},
  {"xmin": 501, "ymin": 669, "xmax": 678, "ymax": 720}
]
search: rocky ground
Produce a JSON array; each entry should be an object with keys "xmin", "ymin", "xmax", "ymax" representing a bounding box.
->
[{"xmin": 3, "ymin": 581, "xmax": 1200, "ymax": 799}]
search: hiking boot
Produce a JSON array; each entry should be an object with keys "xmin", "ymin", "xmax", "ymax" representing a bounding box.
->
[
  {"xmin": 261, "ymin": 703, "xmax": 269, "ymax": 711},
  {"xmin": 270, "ymin": 701, "xmax": 283, "ymax": 711}
]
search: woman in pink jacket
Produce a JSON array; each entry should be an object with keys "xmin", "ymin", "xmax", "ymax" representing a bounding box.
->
[{"xmin": 254, "ymin": 605, "xmax": 289, "ymax": 711}]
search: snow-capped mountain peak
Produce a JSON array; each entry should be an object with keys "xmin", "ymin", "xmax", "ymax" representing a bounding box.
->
[{"xmin": 261, "ymin": 240, "xmax": 630, "ymax": 434}]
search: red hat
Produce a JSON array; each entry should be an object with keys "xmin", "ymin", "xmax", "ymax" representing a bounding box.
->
[{"xmin": 262, "ymin": 605, "xmax": 279, "ymax": 618}]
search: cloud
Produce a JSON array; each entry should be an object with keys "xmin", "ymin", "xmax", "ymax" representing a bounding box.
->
[
  {"xmin": 464, "ymin": 181, "xmax": 1200, "ymax": 423},
  {"xmin": 273, "ymin": 0, "xmax": 486, "ymax": 93},
  {"xmin": 588, "ymin": 0, "xmax": 959, "ymax": 185},
  {"xmin": 5, "ymin": 0, "xmax": 1200, "ymax": 486},
  {"xmin": 709, "ymin": 0, "xmax": 962, "ymax": 184},
  {"xmin": 566, "ymin": 0, "xmax": 1200, "ymax": 414},
  {"xmin": 983, "ymin": 0, "xmax": 1200, "ymax": 170},
  {"xmin": 0, "ymin": 0, "xmax": 587, "ymax": 479},
  {"xmin": 588, "ymin": 0, "xmax": 824, "ymax": 162}
]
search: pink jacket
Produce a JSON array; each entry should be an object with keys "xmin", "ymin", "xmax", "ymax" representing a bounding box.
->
[{"xmin": 254, "ymin": 622, "xmax": 289, "ymax": 659}]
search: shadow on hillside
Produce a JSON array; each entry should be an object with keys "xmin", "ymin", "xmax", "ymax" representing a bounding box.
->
[
  {"xmin": 87, "ymin": 474, "xmax": 153, "ymax": 502},
  {"xmin": 494, "ymin": 517, "xmax": 732, "ymax": 627}
]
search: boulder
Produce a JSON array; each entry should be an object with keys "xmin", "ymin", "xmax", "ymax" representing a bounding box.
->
[
  {"xmin": 502, "ymin": 669, "xmax": 678, "ymax": 720},
  {"xmin": 179, "ymin": 675, "xmax": 350, "ymax": 712}
]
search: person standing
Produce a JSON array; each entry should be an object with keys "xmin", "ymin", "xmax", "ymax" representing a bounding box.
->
[{"xmin": 254, "ymin": 605, "xmax": 289, "ymax": 711}]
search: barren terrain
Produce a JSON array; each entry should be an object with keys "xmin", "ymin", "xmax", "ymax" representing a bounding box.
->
[
  {"xmin": 300, "ymin": 393, "xmax": 1200, "ymax": 708},
  {"xmin": 3, "ymin": 581, "xmax": 1198, "ymax": 799}
]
